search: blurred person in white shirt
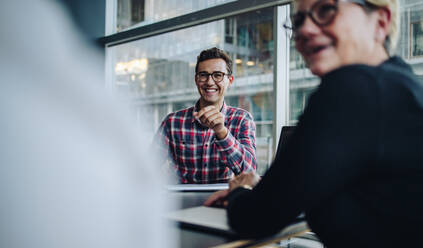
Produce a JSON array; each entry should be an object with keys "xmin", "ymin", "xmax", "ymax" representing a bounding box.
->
[{"xmin": 0, "ymin": 1, "xmax": 176, "ymax": 248}]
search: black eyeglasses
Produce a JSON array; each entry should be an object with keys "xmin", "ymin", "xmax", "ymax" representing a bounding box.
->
[
  {"xmin": 196, "ymin": 71, "xmax": 229, "ymax": 83},
  {"xmin": 283, "ymin": 0, "xmax": 367, "ymax": 38}
]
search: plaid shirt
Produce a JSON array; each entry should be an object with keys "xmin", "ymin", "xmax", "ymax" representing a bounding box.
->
[{"xmin": 156, "ymin": 102, "xmax": 256, "ymax": 184}]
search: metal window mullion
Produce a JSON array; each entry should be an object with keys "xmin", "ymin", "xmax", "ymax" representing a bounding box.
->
[
  {"xmin": 105, "ymin": 0, "xmax": 116, "ymax": 36},
  {"xmin": 273, "ymin": 4, "xmax": 290, "ymax": 159}
]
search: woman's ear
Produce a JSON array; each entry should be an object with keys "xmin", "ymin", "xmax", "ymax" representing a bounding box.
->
[{"xmin": 375, "ymin": 7, "xmax": 391, "ymax": 43}]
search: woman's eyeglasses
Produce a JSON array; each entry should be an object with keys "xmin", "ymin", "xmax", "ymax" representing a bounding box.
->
[{"xmin": 283, "ymin": 0, "xmax": 367, "ymax": 38}]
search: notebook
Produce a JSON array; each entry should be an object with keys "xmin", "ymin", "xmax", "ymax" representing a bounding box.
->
[{"xmin": 167, "ymin": 206, "xmax": 234, "ymax": 236}]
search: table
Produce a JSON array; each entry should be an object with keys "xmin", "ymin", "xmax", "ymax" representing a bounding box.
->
[
  {"xmin": 170, "ymin": 191, "xmax": 234, "ymax": 248},
  {"xmin": 169, "ymin": 191, "xmax": 323, "ymax": 248}
]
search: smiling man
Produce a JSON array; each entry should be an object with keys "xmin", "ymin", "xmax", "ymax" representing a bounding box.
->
[{"xmin": 157, "ymin": 47, "xmax": 257, "ymax": 184}]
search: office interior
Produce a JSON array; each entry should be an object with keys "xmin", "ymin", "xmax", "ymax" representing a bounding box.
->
[{"xmin": 55, "ymin": 0, "xmax": 423, "ymax": 247}]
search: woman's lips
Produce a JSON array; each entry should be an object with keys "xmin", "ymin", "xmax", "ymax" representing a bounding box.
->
[{"xmin": 306, "ymin": 44, "xmax": 330, "ymax": 56}]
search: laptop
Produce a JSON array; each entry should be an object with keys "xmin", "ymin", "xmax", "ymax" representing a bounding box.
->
[{"xmin": 275, "ymin": 126, "xmax": 296, "ymax": 157}]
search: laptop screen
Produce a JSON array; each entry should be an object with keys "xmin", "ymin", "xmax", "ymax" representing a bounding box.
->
[{"xmin": 275, "ymin": 126, "xmax": 296, "ymax": 157}]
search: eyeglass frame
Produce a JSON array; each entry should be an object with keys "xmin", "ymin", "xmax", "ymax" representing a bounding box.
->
[
  {"xmin": 195, "ymin": 71, "xmax": 231, "ymax": 84},
  {"xmin": 283, "ymin": 0, "xmax": 370, "ymax": 38}
]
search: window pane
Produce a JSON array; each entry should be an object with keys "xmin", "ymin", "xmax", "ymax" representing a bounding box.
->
[
  {"xmin": 117, "ymin": 0, "xmax": 145, "ymax": 32},
  {"xmin": 288, "ymin": 5, "xmax": 319, "ymax": 125},
  {"xmin": 110, "ymin": 7, "xmax": 275, "ymax": 174},
  {"xmin": 397, "ymin": 0, "xmax": 423, "ymax": 81},
  {"xmin": 116, "ymin": 0, "xmax": 236, "ymax": 32}
]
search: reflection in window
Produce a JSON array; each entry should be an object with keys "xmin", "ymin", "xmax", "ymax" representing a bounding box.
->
[
  {"xmin": 401, "ymin": 0, "xmax": 423, "ymax": 58},
  {"xmin": 117, "ymin": 0, "xmax": 145, "ymax": 32},
  {"xmin": 411, "ymin": 21, "xmax": 423, "ymax": 57},
  {"xmin": 111, "ymin": 7, "xmax": 275, "ymax": 174},
  {"xmin": 116, "ymin": 0, "xmax": 236, "ymax": 32},
  {"xmin": 397, "ymin": 0, "xmax": 423, "ymax": 80},
  {"xmin": 396, "ymin": 0, "xmax": 423, "ymax": 60}
]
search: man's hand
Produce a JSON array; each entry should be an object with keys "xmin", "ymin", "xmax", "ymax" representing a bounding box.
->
[
  {"xmin": 229, "ymin": 171, "xmax": 261, "ymax": 190},
  {"xmin": 194, "ymin": 105, "xmax": 228, "ymax": 139}
]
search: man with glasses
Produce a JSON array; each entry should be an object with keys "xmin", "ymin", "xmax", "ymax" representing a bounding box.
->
[{"xmin": 157, "ymin": 47, "xmax": 257, "ymax": 184}]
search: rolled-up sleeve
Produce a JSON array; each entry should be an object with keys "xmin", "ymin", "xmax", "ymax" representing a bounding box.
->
[{"xmin": 215, "ymin": 113, "xmax": 257, "ymax": 174}]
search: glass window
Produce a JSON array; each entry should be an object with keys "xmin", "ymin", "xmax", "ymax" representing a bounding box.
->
[
  {"xmin": 109, "ymin": 7, "xmax": 275, "ymax": 174},
  {"xmin": 396, "ymin": 0, "xmax": 423, "ymax": 80},
  {"xmin": 287, "ymin": 4, "xmax": 319, "ymax": 125},
  {"xmin": 392, "ymin": 0, "xmax": 423, "ymax": 81},
  {"xmin": 117, "ymin": 0, "xmax": 145, "ymax": 32},
  {"xmin": 397, "ymin": 0, "xmax": 423, "ymax": 60},
  {"xmin": 411, "ymin": 21, "xmax": 423, "ymax": 57},
  {"xmin": 116, "ymin": 0, "xmax": 236, "ymax": 32}
]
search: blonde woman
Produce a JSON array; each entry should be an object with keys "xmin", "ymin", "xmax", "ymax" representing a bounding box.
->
[{"xmin": 206, "ymin": 0, "xmax": 423, "ymax": 247}]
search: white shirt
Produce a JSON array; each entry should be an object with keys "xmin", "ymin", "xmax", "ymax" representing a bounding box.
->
[{"xmin": 0, "ymin": 1, "xmax": 176, "ymax": 247}]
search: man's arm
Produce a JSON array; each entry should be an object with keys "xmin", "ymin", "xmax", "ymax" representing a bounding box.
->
[
  {"xmin": 195, "ymin": 106, "xmax": 257, "ymax": 174},
  {"xmin": 214, "ymin": 112, "xmax": 257, "ymax": 174}
]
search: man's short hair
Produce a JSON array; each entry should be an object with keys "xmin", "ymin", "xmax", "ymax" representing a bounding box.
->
[{"xmin": 195, "ymin": 47, "xmax": 233, "ymax": 75}]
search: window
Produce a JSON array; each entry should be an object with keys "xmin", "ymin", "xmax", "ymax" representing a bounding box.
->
[
  {"xmin": 397, "ymin": 0, "xmax": 423, "ymax": 80},
  {"xmin": 117, "ymin": 0, "xmax": 145, "ymax": 32},
  {"xmin": 109, "ymin": 6, "xmax": 275, "ymax": 174},
  {"xmin": 287, "ymin": 4, "xmax": 319, "ymax": 125},
  {"xmin": 105, "ymin": 0, "xmax": 423, "ymax": 177},
  {"xmin": 115, "ymin": 0, "xmax": 236, "ymax": 32},
  {"xmin": 396, "ymin": 1, "xmax": 423, "ymax": 59},
  {"xmin": 411, "ymin": 21, "xmax": 423, "ymax": 57}
]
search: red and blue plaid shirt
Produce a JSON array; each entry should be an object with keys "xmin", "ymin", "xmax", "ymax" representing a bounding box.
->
[{"xmin": 157, "ymin": 102, "xmax": 256, "ymax": 184}]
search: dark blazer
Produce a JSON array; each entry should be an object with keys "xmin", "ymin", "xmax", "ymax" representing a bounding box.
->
[{"xmin": 226, "ymin": 57, "xmax": 423, "ymax": 247}]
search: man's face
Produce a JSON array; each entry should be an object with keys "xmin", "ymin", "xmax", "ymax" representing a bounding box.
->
[{"xmin": 195, "ymin": 58, "xmax": 233, "ymax": 107}]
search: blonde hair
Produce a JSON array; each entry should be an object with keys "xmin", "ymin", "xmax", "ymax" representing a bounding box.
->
[{"xmin": 366, "ymin": 0, "xmax": 400, "ymax": 54}]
